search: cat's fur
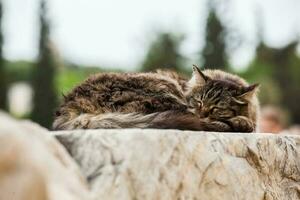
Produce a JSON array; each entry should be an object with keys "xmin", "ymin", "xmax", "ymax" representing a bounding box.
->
[{"xmin": 53, "ymin": 66, "xmax": 259, "ymax": 132}]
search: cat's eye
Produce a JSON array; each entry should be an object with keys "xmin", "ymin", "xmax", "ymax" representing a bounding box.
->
[
  {"xmin": 211, "ymin": 107, "xmax": 227, "ymax": 114},
  {"xmin": 210, "ymin": 107, "xmax": 218, "ymax": 114},
  {"xmin": 190, "ymin": 97, "xmax": 202, "ymax": 108}
]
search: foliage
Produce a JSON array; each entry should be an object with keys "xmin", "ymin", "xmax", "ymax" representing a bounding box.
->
[
  {"xmin": 237, "ymin": 57, "xmax": 282, "ymax": 106},
  {"xmin": 237, "ymin": 42, "xmax": 300, "ymax": 124},
  {"xmin": 4, "ymin": 59, "xmax": 110, "ymax": 103},
  {"xmin": 56, "ymin": 66, "xmax": 101, "ymax": 96},
  {"xmin": 31, "ymin": 0, "xmax": 58, "ymax": 129},
  {"xmin": 141, "ymin": 32, "xmax": 185, "ymax": 73},
  {"xmin": 5, "ymin": 60, "xmax": 34, "ymax": 83},
  {"xmin": 255, "ymin": 43, "xmax": 300, "ymax": 124},
  {"xmin": 202, "ymin": 8, "xmax": 227, "ymax": 70},
  {"xmin": 0, "ymin": 2, "xmax": 7, "ymax": 111}
]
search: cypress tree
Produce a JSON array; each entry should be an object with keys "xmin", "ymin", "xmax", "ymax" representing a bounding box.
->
[
  {"xmin": 141, "ymin": 32, "xmax": 184, "ymax": 72},
  {"xmin": 0, "ymin": 1, "xmax": 7, "ymax": 111},
  {"xmin": 202, "ymin": 8, "xmax": 227, "ymax": 69},
  {"xmin": 31, "ymin": 0, "xmax": 57, "ymax": 128}
]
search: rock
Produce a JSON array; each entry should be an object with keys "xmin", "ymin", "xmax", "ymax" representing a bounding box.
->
[
  {"xmin": 0, "ymin": 112, "xmax": 91, "ymax": 200},
  {"xmin": 56, "ymin": 129, "xmax": 300, "ymax": 200},
  {"xmin": 1, "ymin": 111, "xmax": 300, "ymax": 200}
]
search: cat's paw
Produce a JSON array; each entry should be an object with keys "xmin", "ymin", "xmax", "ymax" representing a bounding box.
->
[
  {"xmin": 228, "ymin": 116, "xmax": 254, "ymax": 132},
  {"xmin": 202, "ymin": 118, "xmax": 232, "ymax": 132}
]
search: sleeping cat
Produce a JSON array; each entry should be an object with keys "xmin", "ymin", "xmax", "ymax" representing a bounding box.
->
[{"xmin": 53, "ymin": 66, "xmax": 259, "ymax": 132}]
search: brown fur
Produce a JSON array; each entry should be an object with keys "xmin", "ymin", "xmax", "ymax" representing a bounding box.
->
[
  {"xmin": 186, "ymin": 68, "xmax": 259, "ymax": 132},
  {"xmin": 53, "ymin": 67, "xmax": 259, "ymax": 132}
]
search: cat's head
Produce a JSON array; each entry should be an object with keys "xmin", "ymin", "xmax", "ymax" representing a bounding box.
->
[{"xmin": 186, "ymin": 66, "xmax": 259, "ymax": 120}]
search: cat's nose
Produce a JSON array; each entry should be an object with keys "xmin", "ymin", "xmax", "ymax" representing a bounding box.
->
[{"xmin": 199, "ymin": 109, "xmax": 209, "ymax": 118}]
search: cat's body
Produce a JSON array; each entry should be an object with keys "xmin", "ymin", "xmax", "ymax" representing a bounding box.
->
[{"xmin": 53, "ymin": 67, "xmax": 259, "ymax": 132}]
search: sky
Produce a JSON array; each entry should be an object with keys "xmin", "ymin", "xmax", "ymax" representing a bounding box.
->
[{"xmin": 3, "ymin": 0, "xmax": 300, "ymax": 70}]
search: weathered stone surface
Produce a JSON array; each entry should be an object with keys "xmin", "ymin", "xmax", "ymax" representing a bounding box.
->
[
  {"xmin": 56, "ymin": 129, "xmax": 300, "ymax": 200},
  {"xmin": 0, "ymin": 113, "xmax": 91, "ymax": 200},
  {"xmin": 1, "ymin": 111, "xmax": 300, "ymax": 200}
]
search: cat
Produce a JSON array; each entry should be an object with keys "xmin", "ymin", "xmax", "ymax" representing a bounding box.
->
[
  {"xmin": 53, "ymin": 66, "xmax": 259, "ymax": 132},
  {"xmin": 185, "ymin": 66, "xmax": 259, "ymax": 132}
]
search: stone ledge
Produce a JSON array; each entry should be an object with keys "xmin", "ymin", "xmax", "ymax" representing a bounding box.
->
[
  {"xmin": 55, "ymin": 129, "xmax": 300, "ymax": 200},
  {"xmin": 1, "ymin": 111, "xmax": 300, "ymax": 200}
]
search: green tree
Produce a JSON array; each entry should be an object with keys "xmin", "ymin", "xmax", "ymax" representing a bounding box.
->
[
  {"xmin": 31, "ymin": 0, "xmax": 57, "ymax": 128},
  {"xmin": 141, "ymin": 32, "xmax": 185, "ymax": 72},
  {"xmin": 238, "ymin": 50, "xmax": 281, "ymax": 106},
  {"xmin": 202, "ymin": 8, "xmax": 227, "ymax": 70},
  {"xmin": 0, "ymin": 2, "xmax": 7, "ymax": 111},
  {"xmin": 255, "ymin": 42, "xmax": 300, "ymax": 124}
]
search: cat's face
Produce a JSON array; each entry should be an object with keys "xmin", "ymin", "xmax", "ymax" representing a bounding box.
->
[{"xmin": 187, "ymin": 66, "xmax": 258, "ymax": 120}]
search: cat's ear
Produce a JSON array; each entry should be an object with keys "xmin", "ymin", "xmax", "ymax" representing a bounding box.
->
[
  {"xmin": 239, "ymin": 83, "xmax": 260, "ymax": 101},
  {"xmin": 190, "ymin": 65, "xmax": 210, "ymax": 86}
]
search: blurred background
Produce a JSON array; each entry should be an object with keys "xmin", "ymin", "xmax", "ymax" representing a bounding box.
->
[{"xmin": 0, "ymin": 0, "xmax": 300, "ymax": 132}]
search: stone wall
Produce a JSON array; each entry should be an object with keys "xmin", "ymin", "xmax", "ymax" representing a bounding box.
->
[{"xmin": 1, "ymin": 112, "xmax": 300, "ymax": 200}]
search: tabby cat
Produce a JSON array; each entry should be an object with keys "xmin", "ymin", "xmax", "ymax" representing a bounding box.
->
[{"xmin": 53, "ymin": 66, "xmax": 259, "ymax": 132}]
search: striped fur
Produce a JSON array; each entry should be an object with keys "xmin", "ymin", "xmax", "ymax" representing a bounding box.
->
[{"xmin": 53, "ymin": 67, "xmax": 259, "ymax": 132}]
